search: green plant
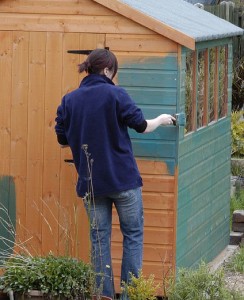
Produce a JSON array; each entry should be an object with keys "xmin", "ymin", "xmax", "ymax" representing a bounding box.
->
[
  {"xmin": 230, "ymin": 191, "xmax": 244, "ymax": 226},
  {"xmin": 1, "ymin": 254, "xmax": 95, "ymax": 299},
  {"xmin": 121, "ymin": 270, "xmax": 159, "ymax": 300},
  {"xmin": 231, "ymin": 111, "xmax": 244, "ymax": 157},
  {"xmin": 166, "ymin": 262, "xmax": 243, "ymax": 300},
  {"xmin": 227, "ymin": 246, "xmax": 244, "ymax": 274}
]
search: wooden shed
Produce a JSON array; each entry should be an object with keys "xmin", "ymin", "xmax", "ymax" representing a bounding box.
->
[{"xmin": 0, "ymin": 0, "xmax": 243, "ymax": 293}]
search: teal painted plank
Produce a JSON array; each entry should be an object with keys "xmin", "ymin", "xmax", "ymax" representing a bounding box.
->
[
  {"xmin": 178, "ymin": 163, "xmax": 230, "ymax": 207},
  {"xmin": 118, "ymin": 69, "xmax": 178, "ymax": 88},
  {"xmin": 119, "ymin": 55, "xmax": 178, "ymax": 71},
  {"xmin": 179, "ymin": 118, "xmax": 231, "ymax": 156},
  {"xmin": 177, "ymin": 189, "xmax": 230, "ymax": 245},
  {"xmin": 179, "ymin": 134, "xmax": 231, "ymax": 174},
  {"xmin": 126, "ymin": 87, "xmax": 177, "ymax": 106},
  {"xmin": 131, "ymin": 139, "xmax": 176, "ymax": 158},
  {"xmin": 129, "ymin": 126, "xmax": 177, "ymax": 141},
  {"xmin": 177, "ymin": 218, "xmax": 229, "ymax": 268},
  {"xmin": 0, "ymin": 176, "xmax": 16, "ymax": 259},
  {"xmin": 177, "ymin": 175, "xmax": 230, "ymax": 227},
  {"xmin": 178, "ymin": 149, "xmax": 230, "ymax": 189},
  {"xmin": 138, "ymin": 105, "xmax": 176, "ymax": 120},
  {"xmin": 177, "ymin": 204, "xmax": 230, "ymax": 267}
]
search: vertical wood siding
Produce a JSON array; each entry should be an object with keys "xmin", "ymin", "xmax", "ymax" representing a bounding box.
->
[{"xmin": 0, "ymin": 30, "xmax": 108, "ymax": 259}]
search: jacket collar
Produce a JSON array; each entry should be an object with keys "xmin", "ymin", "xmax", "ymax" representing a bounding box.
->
[{"xmin": 79, "ymin": 74, "xmax": 115, "ymax": 87}]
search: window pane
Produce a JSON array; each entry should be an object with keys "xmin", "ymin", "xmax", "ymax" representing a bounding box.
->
[
  {"xmin": 209, "ymin": 48, "xmax": 216, "ymax": 123},
  {"xmin": 219, "ymin": 46, "xmax": 228, "ymax": 118},
  {"xmin": 185, "ymin": 51, "xmax": 194, "ymax": 133},
  {"xmin": 197, "ymin": 50, "xmax": 206, "ymax": 129}
]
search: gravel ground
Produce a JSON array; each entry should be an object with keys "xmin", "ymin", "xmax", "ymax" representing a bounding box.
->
[
  {"xmin": 209, "ymin": 245, "xmax": 244, "ymax": 296},
  {"xmin": 224, "ymin": 270, "xmax": 244, "ymax": 296}
]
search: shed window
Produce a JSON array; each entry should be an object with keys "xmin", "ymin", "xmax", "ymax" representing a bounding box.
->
[{"xmin": 185, "ymin": 45, "xmax": 228, "ymax": 134}]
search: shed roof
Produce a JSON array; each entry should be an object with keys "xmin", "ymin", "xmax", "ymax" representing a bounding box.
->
[{"xmin": 93, "ymin": 0, "xmax": 243, "ymax": 50}]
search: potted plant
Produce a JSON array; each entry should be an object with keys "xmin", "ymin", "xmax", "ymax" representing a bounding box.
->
[
  {"xmin": 0, "ymin": 254, "xmax": 97, "ymax": 300},
  {"xmin": 0, "ymin": 277, "xmax": 9, "ymax": 300}
]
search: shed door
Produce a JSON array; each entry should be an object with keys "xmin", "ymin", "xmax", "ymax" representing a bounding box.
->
[{"xmin": 0, "ymin": 30, "xmax": 105, "ymax": 259}]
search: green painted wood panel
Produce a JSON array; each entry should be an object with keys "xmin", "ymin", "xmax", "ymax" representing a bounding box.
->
[
  {"xmin": 119, "ymin": 69, "xmax": 177, "ymax": 88},
  {"xmin": 119, "ymin": 55, "xmax": 178, "ymax": 71},
  {"xmin": 176, "ymin": 117, "xmax": 231, "ymax": 268},
  {"xmin": 125, "ymin": 87, "xmax": 177, "ymax": 106},
  {"xmin": 118, "ymin": 55, "xmax": 178, "ymax": 174},
  {"xmin": 0, "ymin": 176, "xmax": 16, "ymax": 259}
]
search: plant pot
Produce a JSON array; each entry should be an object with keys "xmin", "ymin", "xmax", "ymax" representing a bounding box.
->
[
  {"xmin": 0, "ymin": 291, "xmax": 9, "ymax": 300},
  {"xmin": 15, "ymin": 291, "xmax": 44, "ymax": 300},
  {"xmin": 92, "ymin": 296, "xmax": 112, "ymax": 300}
]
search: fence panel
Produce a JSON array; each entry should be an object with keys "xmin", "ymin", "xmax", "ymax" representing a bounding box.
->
[{"xmin": 205, "ymin": 2, "xmax": 244, "ymax": 58}]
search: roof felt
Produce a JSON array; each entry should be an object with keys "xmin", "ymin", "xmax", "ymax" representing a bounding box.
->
[
  {"xmin": 118, "ymin": 0, "xmax": 243, "ymax": 41},
  {"xmin": 98, "ymin": 0, "xmax": 243, "ymax": 47}
]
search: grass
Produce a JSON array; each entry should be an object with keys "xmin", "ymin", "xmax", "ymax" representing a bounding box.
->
[
  {"xmin": 227, "ymin": 246, "xmax": 244, "ymax": 274},
  {"xmin": 166, "ymin": 262, "xmax": 244, "ymax": 300},
  {"xmin": 230, "ymin": 189, "xmax": 244, "ymax": 226}
]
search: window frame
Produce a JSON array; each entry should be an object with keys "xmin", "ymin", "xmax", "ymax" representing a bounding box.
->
[{"xmin": 184, "ymin": 41, "xmax": 229, "ymax": 135}]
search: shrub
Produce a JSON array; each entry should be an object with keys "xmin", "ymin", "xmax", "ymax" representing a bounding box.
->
[
  {"xmin": 166, "ymin": 262, "xmax": 243, "ymax": 300},
  {"xmin": 121, "ymin": 270, "xmax": 159, "ymax": 300},
  {"xmin": 1, "ymin": 254, "xmax": 95, "ymax": 299},
  {"xmin": 231, "ymin": 111, "xmax": 244, "ymax": 157}
]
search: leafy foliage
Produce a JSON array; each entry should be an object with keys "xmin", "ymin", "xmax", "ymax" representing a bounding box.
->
[
  {"xmin": 122, "ymin": 270, "xmax": 159, "ymax": 300},
  {"xmin": 1, "ymin": 254, "xmax": 95, "ymax": 299},
  {"xmin": 166, "ymin": 262, "xmax": 244, "ymax": 300},
  {"xmin": 231, "ymin": 111, "xmax": 244, "ymax": 157}
]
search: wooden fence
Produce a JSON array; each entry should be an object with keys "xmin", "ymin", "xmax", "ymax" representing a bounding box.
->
[{"xmin": 205, "ymin": 2, "xmax": 244, "ymax": 58}]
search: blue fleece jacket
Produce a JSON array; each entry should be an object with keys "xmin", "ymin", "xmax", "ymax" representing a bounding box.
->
[{"xmin": 55, "ymin": 74, "xmax": 146, "ymax": 197}]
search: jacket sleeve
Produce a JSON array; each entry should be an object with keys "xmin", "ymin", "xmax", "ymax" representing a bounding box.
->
[
  {"xmin": 55, "ymin": 97, "xmax": 69, "ymax": 145},
  {"xmin": 117, "ymin": 88, "xmax": 147, "ymax": 133}
]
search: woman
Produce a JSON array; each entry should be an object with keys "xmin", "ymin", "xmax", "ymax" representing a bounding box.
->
[{"xmin": 55, "ymin": 48, "xmax": 175, "ymax": 299}]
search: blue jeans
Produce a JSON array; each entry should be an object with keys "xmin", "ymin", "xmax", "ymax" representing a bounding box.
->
[{"xmin": 83, "ymin": 187, "xmax": 144, "ymax": 298}]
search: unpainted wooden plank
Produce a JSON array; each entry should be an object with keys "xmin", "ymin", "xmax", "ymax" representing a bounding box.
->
[
  {"xmin": 93, "ymin": 0, "xmax": 195, "ymax": 49},
  {"xmin": 41, "ymin": 32, "xmax": 63, "ymax": 255},
  {"xmin": 113, "ymin": 259, "xmax": 172, "ymax": 281},
  {"xmin": 25, "ymin": 32, "xmax": 46, "ymax": 255},
  {"xmin": 0, "ymin": 31, "xmax": 12, "ymax": 176},
  {"xmin": 10, "ymin": 31, "xmax": 29, "ymax": 253},
  {"xmin": 0, "ymin": 13, "xmax": 154, "ymax": 35},
  {"xmin": 106, "ymin": 34, "xmax": 177, "ymax": 52},
  {"xmin": 142, "ymin": 175, "xmax": 175, "ymax": 193},
  {"xmin": 136, "ymin": 160, "xmax": 170, "ymax": 175},
  {"xmin": 59, "ymin": 32, "xmax": 80, "ymax": 257},
  {"xmin": 79, "ymin": 33, "xmax": 106, "ymax": 55},
  {"xmin": 142, "ymin": 192, "xmax": 175, "ymax": 210},
  {"xmin": 59, "ymin": 32, "xmax": 88, "ymax": 259},
  {"xmin": 0, "ymin": 0, "xmax": 115, "ymax": 16}
]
